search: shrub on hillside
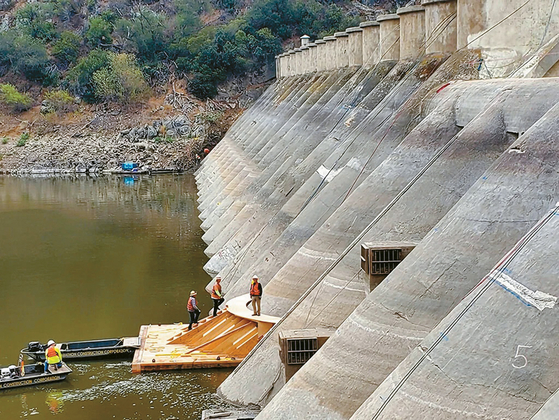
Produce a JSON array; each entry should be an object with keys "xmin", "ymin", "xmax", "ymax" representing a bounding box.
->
[
  {"xmin": 0, "ymin": 84, "xmax": 33, "ymax": 112},
  {"xmin": 52, "ymin": 31, "xmax": 82, "ymax": 65},
  {"xmin": 43, "ymin": 89, "xmax": 76, "ymax": 114},
  {"xmin": 65, "ymin": 49, "xmax": 110, "ymax": 102},
  {"xmin": 93, "ymin": 53, "xmax": 149, "ymax": 103},
  {"xmin": 13, "ymin": 36, "xmax": 58, "ymax": 85},
  {"xmin": 188, "ymin": 69, "xmax": 218, "ymax": 99},
  {"xmin": 15, "ymin": 3, "xmax": 57, "ymax": 42},
  {"xmin": 115, "ymin": 8, "xmax": 169, "ymax": 64},
  {"xmin": 85, "ymin": 16, "xmax": 113, "ymax": 47}
]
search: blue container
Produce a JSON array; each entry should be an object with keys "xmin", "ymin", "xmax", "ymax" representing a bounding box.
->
[{"xmin": 121, "ymin": 162, "xmax": 138, "ymax": 170}]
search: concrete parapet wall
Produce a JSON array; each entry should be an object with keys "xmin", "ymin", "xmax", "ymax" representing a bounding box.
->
[
  {"xmin": 346, "ymin": 27, "xmax": 363, "ymax": 67},
  {"xmin": 377, "ymin": 14, "xmax": 401, "ymax": 61},
  {"xmin": 360, "ymin": 21, "xmax": 380, "ymax": 67},
  {"xmin": 422, "ymin": 0, "xmax": 457, "ymax": 54},
  {"xmin": 300, "ymin": 46, "xmax": 310, "ymax": 74},
  {"xmin": 275, "ymin": 0, "xmax": 558, "ymax": 78},
  {"xmin": 308, "ymin": 43, "xmax": 318, "ymax": 73},
  {"xmin": 324, "ymin": 36, "xmax": 337, "ymax": 71},
  {"xmin": 315, "ymin": 40, "xmax": 326, "ymax": 72},
  {"xmin": 397, "ymin": 5, "xmax": 426, "ymax": 59},
  {"xmin": 457, "ymin": 0, "xmax": 559, "ymax": 77},
  {"xmin": 335, "ymin": 32, "xmax": 350, "ymax": 68}
]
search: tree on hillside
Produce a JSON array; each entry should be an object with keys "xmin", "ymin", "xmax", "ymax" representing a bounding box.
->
[{"xmin": 15, "ymin": 3, "xmax": 57, "ymax": 42}]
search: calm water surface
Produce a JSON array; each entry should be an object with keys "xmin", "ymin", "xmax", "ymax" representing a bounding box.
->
[{"xmin": 0, "ymin": 174, "xmax": 234, "ymax": 419}]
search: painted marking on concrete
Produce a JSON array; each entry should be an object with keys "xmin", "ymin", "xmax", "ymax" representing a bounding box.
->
[
  {"xmin": 322, "ymin": 279, "xmax": 363, "ymax": 293},
  {"xmin": 317, "ymin": 165, "xmax": 342, "ymax": 183},
  {"xmin": 345, "ymin": 116, "xmax": 355, "ymax": 127},
  {"xmin": 489, "ymin": 271, "xmax": 557, "ymax": 311},
  {"xmin": 346, "ymin": 157, "xmax": 363, "ymax": 172}
]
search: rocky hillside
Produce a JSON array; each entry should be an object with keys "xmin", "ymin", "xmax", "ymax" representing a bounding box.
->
[{"xmin": 0, "ymin": 0, "xmax": 405, "ymax": 174}]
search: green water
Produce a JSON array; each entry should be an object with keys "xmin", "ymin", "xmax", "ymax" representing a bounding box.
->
[{"xmin": 0, "ymin": 174, "xmax": 233, "ymax": 419}]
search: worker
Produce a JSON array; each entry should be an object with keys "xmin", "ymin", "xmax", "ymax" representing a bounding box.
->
[
  {"xmin": 250, "ymin": 275, "xmax": 262, "ymax": 316},
  {"xmin": 187, "ymin": 291, "xmax": 201, "ymax": 331},
  {"xmin": 44, "ymin": 340, "xmax": 62, "ymax": 373},
  {"xmin": 210, "ymin": 276, "xmax": 225, "ymax": 317}
]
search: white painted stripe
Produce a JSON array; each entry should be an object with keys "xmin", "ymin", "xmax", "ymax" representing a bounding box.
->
[
  {"xmin": 317, "ymin": 165, "xmax": 342, "ymax": 183},
  {"xmin": 489, "ymin": 271, "xmax": 557, "ymax": 311},
  {"xmin": 322, "ymin": 279, "xmax": 364, "ymax": 293},
  {"xmin": 345, "ymin": 157, "xmax": 363, "ymax": 172}
]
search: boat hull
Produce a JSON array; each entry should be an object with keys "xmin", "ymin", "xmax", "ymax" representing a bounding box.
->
[
  {"xmin": 21, "ymin": 337, "xmax": 140, "ymax": 361},
  {"xmin": 0, "ymin": 363, "xmax": 71, "ymax": 390}
]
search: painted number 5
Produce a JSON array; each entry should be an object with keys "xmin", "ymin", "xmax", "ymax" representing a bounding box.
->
[{"xmin": 512, "ymin": 345, "xmax": 532, "ymax": 369}]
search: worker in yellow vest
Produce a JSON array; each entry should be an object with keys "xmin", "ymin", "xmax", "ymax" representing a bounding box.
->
[
  {"xmin": 210, "ymin": 276, "xmax": 225, "ymax": 317},
  {"xmin": 44, "ymin": 340, "xmax": 62, "ymax": 373}
]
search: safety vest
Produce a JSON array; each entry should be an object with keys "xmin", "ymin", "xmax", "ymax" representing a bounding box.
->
[
  {"xmin": 187, "ymin": 296, "xmax": 196, "ymax": 311},
  {"xmin": 211, "ymin": 283, "xmax": 222, "ymax": 299},
  {"xmin": 250, "ymin": 281, "xmax": 261, "ymax": 296},
  {"xmin": 45, "ymin": 345, "xmax": 62, "ymax": 364}
]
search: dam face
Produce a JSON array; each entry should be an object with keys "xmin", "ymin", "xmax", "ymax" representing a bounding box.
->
[{"xmin": 195, "ymin": 0, "xmax": 559, "ymax": 418}]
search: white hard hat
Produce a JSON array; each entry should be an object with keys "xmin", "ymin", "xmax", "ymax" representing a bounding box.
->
[{"xmin": 47, "ymin": 340, "xmax": 55, "ymax": 346}]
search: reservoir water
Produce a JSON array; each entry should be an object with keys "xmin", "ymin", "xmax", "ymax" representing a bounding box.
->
[{"xmin": 0, "ymin": 174, "xmax": 233, "ymax": 419}]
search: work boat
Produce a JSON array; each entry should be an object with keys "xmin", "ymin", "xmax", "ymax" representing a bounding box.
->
[
  {"xmin": 0, "ymin": 359, "xmax": 72, "ymax": 390},
  {"xmin": 21, "ymin": 337, "xmax": 141, "ymax": 361}
]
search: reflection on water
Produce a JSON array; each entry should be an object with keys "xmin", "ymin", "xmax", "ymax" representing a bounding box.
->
[{"xmin": 0, "ymin": 175, "xmax": 233, "ymax": 419}]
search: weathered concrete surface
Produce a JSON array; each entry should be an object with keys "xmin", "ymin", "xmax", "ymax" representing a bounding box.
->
[
  {"xmin": 208, "ymin": 53, "xmax": 474, "ymax": 294},
  {"xmin": 200, "ymin": 68, "xmax": 360, "ymax": 253},
  {"xmin": 197, "ymin": 73, "xmax": 318, "ymax": 216},
  {"xmin": 352, "ymin": 201, "xmax": 559, "ymax": 419},
  {"xmin": 217, "ymin": 78, "xmax": 559, "ymax": 414},
  {"xmin": 199, "ymin": 68, "xmax": 367, "ymax": 237},
  {"xmin": 258, "ymin": 91, "xmax": 559, "ymax": 420},
  {"xmin": 457, "ymin": 0, "xmax": 559, "ymax": 77},
  {"xmin": 200, "ymin": 65, "xmax": 390, "ymax": 273},
  {"xmin": 208, "ymin": 58, "xmax": 415, "ymax": 292},
  {"xmin": 196, "ymin": 75, "xmax": 308, "ymax": 205},
  {"xmin": 532, "ymin": 390, "xmax": 559, "ymax": 420},
  {"xmin": 199, "ymin": 73, "xmax": 325, "ymax": 194}
]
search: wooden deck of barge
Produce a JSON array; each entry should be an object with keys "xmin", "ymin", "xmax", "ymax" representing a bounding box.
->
[{"xmin": 132, "ymin": 295, "xmax": 278, "ymax": 372}]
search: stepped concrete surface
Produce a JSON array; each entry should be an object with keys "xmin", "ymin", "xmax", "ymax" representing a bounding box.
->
[
  {"xmin": 194, "ymin": 2, "xmax": 559, "ymax": 417},
  {"xmin": 352, "ymin": 201, "xmax": 559, "ymax": 419},
  {"xmin": 218, "ymin": 78, "xmax": 559, "ymax": 411},
  {"xmin": 254, "ymin": 96, "xmax": 559, "ymax": 419}
]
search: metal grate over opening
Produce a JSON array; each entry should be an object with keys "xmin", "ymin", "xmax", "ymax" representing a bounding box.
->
[
  {"xmin": 370, "ymin": 249, "xmax": 402, "ymax": 275},
  {"xmin": 286, "ymin": 338, "xmax": 318, "ymax": 365}
]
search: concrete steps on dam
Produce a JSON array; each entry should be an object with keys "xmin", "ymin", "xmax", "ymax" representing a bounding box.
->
[
  {"xmin": 193, "ymin": 0, "xmax": 559, "ymax": 417},
  {"xmin": 197, "ymin": 70, "xmax": 351, "ymax": 218},
  {"xmin": 350, "ymin": 202, "xmax": 559, "ymax": 419},
  {"xmin": 200, "ymin": 55, "xmax": 447, "ymax": 278},
  {"xmin": 246, "ymin": 95, "xmax": 559, "ymax": 419},
  {"xmin": 199, "ymin": 67, "xmax": 364, "ymax": 245},
  {"xmin": 208, "ymin": 51, "xmax": 482, "ymax": 301}
]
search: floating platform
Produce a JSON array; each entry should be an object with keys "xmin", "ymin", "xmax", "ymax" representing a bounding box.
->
[{"xmin": 132, "ymin": 295, "xmax": 279, "ymax": 372}]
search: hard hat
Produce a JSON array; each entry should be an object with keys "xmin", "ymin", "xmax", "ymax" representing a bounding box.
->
[
  {"xmin": 215, "ymin": 276, "xmax": 221, "ymax": 281},
  {"xmin": 190, "ymin": 291, "xmax": 197, "ymax": 296},
  {"xmin": 252, "ymin": 275, "xmax": 258, "ymax": 279},
  {"xmin": 47, "ymin": 340, "xmax": 55, "ymax": 346}
]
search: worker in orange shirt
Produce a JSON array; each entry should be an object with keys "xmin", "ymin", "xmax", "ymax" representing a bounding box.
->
[
  {"xmin": 187, "ymin": 291, "xmax": 201, "ymax": 330},
  {"xmin": 250, "ymin": 275, "xmax": 262, "ymax": 316},
  {"xmin": 44, "ymin": 340, "xmax": 62, "ymax": 373},
  {"xmin": 210, "ymin": 276, "xmax": 225, "ymax": 317}
]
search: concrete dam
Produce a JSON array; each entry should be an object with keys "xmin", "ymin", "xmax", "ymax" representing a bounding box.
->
[{"xmin": 195, "ymin": 0, "xmax": 559, "ymax": 418}]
